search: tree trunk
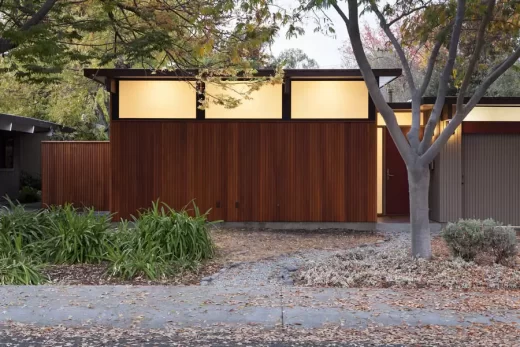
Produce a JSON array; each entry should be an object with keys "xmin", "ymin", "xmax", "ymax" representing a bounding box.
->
[{"xmin": 408, "ymin": 165, "xmax": 432, "ymax": 259}]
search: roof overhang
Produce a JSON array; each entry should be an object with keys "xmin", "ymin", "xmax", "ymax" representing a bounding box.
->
[
  {"xmin": 0, "ymin": 113, "xmax": 74, "ymax": 134},
  {"xmin": 84, "ymin": 68, "xmax": 403, "ymax": 89}
]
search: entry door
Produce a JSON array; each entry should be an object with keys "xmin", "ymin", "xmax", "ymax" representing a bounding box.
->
[{"xmin": 384, "ymin": 128, "xmax": 410, "ymax": 215}]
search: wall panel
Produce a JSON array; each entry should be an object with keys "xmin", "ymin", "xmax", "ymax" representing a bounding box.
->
[
  {"xmin": 41, "ymin": 142, "xmax": 110, "ymax": 211},
  {"xmin": 463, "ymin": 134, "xmax": 520, "ymax": 225},
  {"xmin": 111, "ymin": 121, "xmax": 377, "ymax": 222}
]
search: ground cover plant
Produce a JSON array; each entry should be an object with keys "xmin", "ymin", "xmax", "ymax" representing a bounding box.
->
[{"xmin": 0, "ymin": 199, "xmax": 215, "ymax": 284}]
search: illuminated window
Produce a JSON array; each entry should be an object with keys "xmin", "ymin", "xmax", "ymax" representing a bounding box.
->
[
  {"xmin": 464, "ymin": 107, "xmax": 520, "ymax": 122},
  {"xmin": 377, "ymin": 112, "xmax": 424, "ymax": 126},
  {"xmin": 205, "ymin": 82, "xmax": 282, "ymax": 119},
  {"xmin": 291, "ymin": 81, "xmax": 369, "ymax": 119},
  {"xmin": 118, "ymin": 80, "xmax": 196, "ymax": 119}
]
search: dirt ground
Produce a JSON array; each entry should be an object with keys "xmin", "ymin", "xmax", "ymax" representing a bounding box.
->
[
  {"xmin": 44, "ymin": 228, "xmax": 384, "ymax": 286},
  {"xmin": 210, "ymin": 228, "xmax": 384, "ymax": 263}
]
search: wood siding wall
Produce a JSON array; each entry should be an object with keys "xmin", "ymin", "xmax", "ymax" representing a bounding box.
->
[
  {"xmin": 110, "ymin": 121, "xmax": 377, "ymax": 221},
  {"xmin": 41, "ymin": 142, "xmax": 110, "ymax": 210}
]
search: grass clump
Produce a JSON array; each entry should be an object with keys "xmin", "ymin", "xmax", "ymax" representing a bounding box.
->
[
  {"xmin": 106, "ymin": 202, "xmax": 214, "ymax": 280},
  {"xmin": 41, "ymin": 204, "xmax": 112, "ymax": 264},
  {"xmin": 0, "ymin": 199, "xmax": 215, "ymax": 283}
]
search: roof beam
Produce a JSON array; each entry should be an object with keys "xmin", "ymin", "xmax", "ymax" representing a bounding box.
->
[{"xmin": 0, "ymin": 120, "xmax": 12, "ymax": 131}]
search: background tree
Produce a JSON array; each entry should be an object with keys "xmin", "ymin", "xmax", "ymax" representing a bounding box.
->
[
  {"xmin": 0, "ymin": 0, "xmax": 288, "ymax": 137},
  {"xmin": 268, "ymin": 48, "xmax": 319, "ymax": 68},
  {"xmin": 294, "ymin": 0, "xmax": 520, "ymax": 258}
]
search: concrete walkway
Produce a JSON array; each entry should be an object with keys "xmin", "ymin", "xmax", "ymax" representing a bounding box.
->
[{"xmin": 0, "ymin": 285, "xmax": 518, "ymax": 329}]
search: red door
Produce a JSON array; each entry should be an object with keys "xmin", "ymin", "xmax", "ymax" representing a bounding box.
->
[{"xmin": 384, "ymin": 128, "xmax": 410, "ymax": 215}]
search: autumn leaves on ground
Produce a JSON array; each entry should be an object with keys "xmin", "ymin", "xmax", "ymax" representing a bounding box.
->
[{"xmin": 2, "ymin": 201, "xmax": 520, "ymax": 345}]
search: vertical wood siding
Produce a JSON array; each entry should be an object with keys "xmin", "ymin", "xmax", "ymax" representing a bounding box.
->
[
  {"xmin": 41, "ymin": 142, "xmax": 110, "ymax": 210},
  {"xmin": 463, "ymin": 134, "xmax": 520, "ymax": 225},
  {"xmin": 110, "ymin": 121, "xmax": 377, "ymax": 222},
  {"xmin": 429, "ymin": 120, "xmax": 463, "ymax": 222}
]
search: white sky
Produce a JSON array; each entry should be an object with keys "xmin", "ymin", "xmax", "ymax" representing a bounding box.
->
[{"xmin": 269, "ymin": 2, "xmax": 377, "ymax": 68}]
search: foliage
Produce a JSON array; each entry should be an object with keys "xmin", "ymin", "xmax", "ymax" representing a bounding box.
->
[
  {"xmin": 105, "ymin": 201, "xmax": 214, "ymax": 280},
  {"xmin": 17, "ymin": 186, "xmax": 41, "ymax": 204},
  {"xmin": 0, "ymin": 202, "xmax": 49, "ymax": 284},
  {"xmin": 483, "ymin": 224, "xmax": 517, "ymax": 264},
  {"xmin": 0, "ymin": 253, "xmax": 47, "ymax": 285},
  {"xmin": 0, "ymin": 199, "xmax": 49, "ymax": 246},
  {"xmin": 20, "ymin": 171, "xmax": 42, "ymax": 191},
  {"xmin": 40, "ymin": 205, "xmax": 112, "ymax": 264},
  {"xmin": 442, "ymin": 219, "xmax": 488, "ymax": 261},
  {"xmin": 442, "ymin": 219, "xmax": 517, "ymax": 263},
  {"xmin": 268, "ymin": 48, "xmax": 319, "ymax": 69}
]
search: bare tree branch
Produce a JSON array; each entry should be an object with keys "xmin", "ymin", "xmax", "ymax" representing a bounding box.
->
[
  {"xmin": 418, "ymin": 40, "xmax": 442, "ymax": 97},
  {"xmin": 419, "ymin": 0, "xmax": 466, "ymax": 155},
  {"xmin": 334, "ymin": 0, "xmax": 414, "ymax": 164},
  {"xmin": 420, "ymin": 44, "xmax": 520, "ymax": 166},
  {"xmin": 455, "ymin": 0, "xmax": 496, "ymax": 111},
  {"xmin": 368, "ymin": 0, "xmax": 416, "ymax": 93}
]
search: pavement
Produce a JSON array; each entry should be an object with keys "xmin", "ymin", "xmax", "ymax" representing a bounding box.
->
[
  {"xmin": 0, "ymin": 285, "xmax": 520, "ymax": 346},
  {"xmin": 1, "ymin": 285, "xmax": 518, "ymax": 329}
]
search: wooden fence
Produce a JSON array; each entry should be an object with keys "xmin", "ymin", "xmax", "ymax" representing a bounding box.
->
[{"xmin": 41, "ymin": 142, "xmax": 110, "ymax": 211}]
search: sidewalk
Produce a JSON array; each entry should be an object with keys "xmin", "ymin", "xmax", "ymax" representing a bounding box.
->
[{"xmin": 1, "ymin": 285, "xmax": 519, "ymax": 329}]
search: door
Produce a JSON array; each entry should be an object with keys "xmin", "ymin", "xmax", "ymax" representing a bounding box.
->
[{"xmin": 384, "ymin": 127, "xmax": 410, "ymax": 215}]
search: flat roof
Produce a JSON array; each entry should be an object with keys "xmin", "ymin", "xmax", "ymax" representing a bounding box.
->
[
  {"xmin": 0, "ymin": 113, "xmax": 74, "ymax": 134},
  {"xmin": 84, "ymin": 68, "xmax": 403, "ymax": 86}
]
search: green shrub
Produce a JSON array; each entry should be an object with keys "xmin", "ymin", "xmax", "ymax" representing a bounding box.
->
[
  {"xmin": 130, "ymin": 201, "xmax": 215, "ymax": 262},
  {"xmin": 18, "ymin": 186, "xmax": 41, "ymax": 203},
  {"xmin": 41, "ymin": 204, "xmax": 112, "ymax": 264},
  {"xmin": 105, "ymin": 201, "xmax": 214, "ymax": 280},
  {"xmin": 0, "ymin": 254, "xmax": 46, "ymax": 285},
  {"xmin": 442, "ymin": 219, "xmax": 487, "ymax": 261},
  {"xmin": 0, "ymin": 199, "xmax": 48, "ymax": 248},
  {"xmin": 105, "ymin": 237, "xmax": 173, "ymax": 280},
  {"xmin": 483, "ymin": 224, "xmax": 517, "ymax": 264},
  {"xmin": 20, "ymin": 171, "xmax": 41, "ymax": 190},
  {"xmin": 442, "ymin": 218, "xmax": 518, "ymax": 263},
  {"xmin": 0, "ymin": 234, "xmax": 46, "ymax": 285}
]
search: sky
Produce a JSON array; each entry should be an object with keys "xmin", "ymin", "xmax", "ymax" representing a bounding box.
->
[{"xmin": 269, "ymin": 2, "xmax": 377, "ymax": 68}]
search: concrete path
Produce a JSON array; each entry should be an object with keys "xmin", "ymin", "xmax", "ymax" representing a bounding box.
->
[{"xmin": 0, "ymin": 285, "xmax": 518, "ymax": 329}]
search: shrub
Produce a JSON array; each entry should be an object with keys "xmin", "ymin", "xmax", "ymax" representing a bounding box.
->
[
  {"xmin": 483, "ymin": 224, "xmax": 517, "ymax": 264},
  {"xmin": 41, "ymin": 204, "xmax": 112, "ymax": 264},
  {"xmin": 105, "ymin": 237, "xmax": 173, "ymax": 280},
  {"xmin": 129, "ymin": 201, "xmax": 215, "ymax": 262},
  {"xmin": 18, "ymin": 186, "xmax": 41, "ymax": 203},
  {"xmin": 105, "ymin": 201, "xmax": 214, "ymax": 280},
  {"xmin": 20, "ymin": 171, "xmax": 41, "ymax": 190},
  {"xmin": 442, "ymin": 219, "xmax": 487, "ymax": 261},
  {"xmin": 0, "ymin": 199, "xmax": 48, "ymax": 247},
  {"xmin": 442, "ymin": 218, "xmax": 518, "ymax": 263},
  {"xmin": 0, "ymin": 234, "xmax": 46, "ymax": 285}
]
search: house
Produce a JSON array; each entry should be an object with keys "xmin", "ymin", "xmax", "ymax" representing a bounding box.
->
[
  {"xmin": 0, "ymin": 113, "xmax": 72, "ymax": 201},
  {"xmin": 43, "ymin": 68, "xmax": 520, "ymax": 225}
]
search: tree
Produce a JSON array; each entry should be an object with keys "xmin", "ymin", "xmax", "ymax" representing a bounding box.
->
[
  {"xmin": 295, "ymin": 0, "xmax": 520, "ymax": 258},
  {"xmin": 268, "ymin": 48, "xmax": 319, "ymax": 68},
  {"xmin": 0, "ymin": 0, "xmax": 288, "ymax": 135}
]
